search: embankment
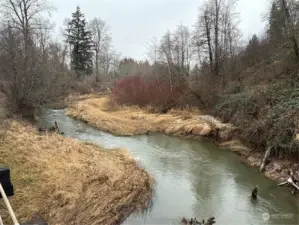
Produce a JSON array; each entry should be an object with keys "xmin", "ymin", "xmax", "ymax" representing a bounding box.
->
[
  {"xmin": 67, "ymin": 96, "xmax": 295, "ymax": 183},
  {"xmin": 0, "ymin": 120, "xmax": 154, "ymax": 225}
]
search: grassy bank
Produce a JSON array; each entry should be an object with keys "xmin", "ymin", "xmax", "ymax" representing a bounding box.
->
[
  {"xmin": 0, "ymin": 120, "xmax": 154, "ymax": 225},
  {"xmin": 67, "ymin": 96, "xmax": 235, "ymax": 138},
  {"xmin": 67, "ymin": 96, "xmax": 298, "ymax": 183}
]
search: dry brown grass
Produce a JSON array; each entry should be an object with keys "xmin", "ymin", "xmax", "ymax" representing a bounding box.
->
[
  {"xmin": 67, "ymin": 97, "xmax": 235, "ymax": 139},
  {"xmin": 0, "ymin": 120, "xmax": 154, "ymax": 225}
]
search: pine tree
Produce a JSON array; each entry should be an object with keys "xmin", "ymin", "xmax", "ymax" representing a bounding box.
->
[
  {"xmin": 245, "ymin": 34, "xmax": 260, "ymax": 66},
  {"xmin": 66, "ymin": 6, "xmax": 93, "ymax": 77},
  {"xmin": 268, "ymin": 1, "xmax": 286, "ymax": 48}
]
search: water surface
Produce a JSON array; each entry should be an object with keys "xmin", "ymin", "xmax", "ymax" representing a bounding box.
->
[{"xmin": 38, "ymin": 109, "xmax": 299, "ymax": 225}]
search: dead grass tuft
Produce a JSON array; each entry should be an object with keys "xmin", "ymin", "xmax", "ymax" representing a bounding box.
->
[
  {"xmin": 67, "ymin": 96, "xmax": 235, "ymax": 139},
  {"xmin": 0, "ymin": 120, "xmax": 154, "ymax": 225}
]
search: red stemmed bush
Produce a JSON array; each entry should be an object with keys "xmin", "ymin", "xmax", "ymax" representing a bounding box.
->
[{"xmin": 112, "ymin": 75, "xmax": 186, "ymax": 108}]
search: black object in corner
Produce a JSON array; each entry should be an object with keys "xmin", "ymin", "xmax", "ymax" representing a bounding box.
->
[{"xmin": 0, "ymin": 167, "xmax": 14, "ymax": 198}]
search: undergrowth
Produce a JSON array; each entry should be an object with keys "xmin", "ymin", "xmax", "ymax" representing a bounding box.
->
[{"xmin": 213, "ymin": 79, "xmax": 299, "ymax": 161}]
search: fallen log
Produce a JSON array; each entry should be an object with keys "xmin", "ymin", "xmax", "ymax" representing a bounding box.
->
[
  {"xmin": 277, "ymin": 176, "xmax": 299, "ymax": 190},
  {"xmin": 277, "ymin": 170, "xmax": 299, "ymax": 194},
  {"xmin": 189, "ymin": 89, "xmax": 206, "ymax": 106},
  {"xmin": 159, "ymin": 89, "xmax": 205, "ymax": 114},
  {"xmin": 159, "ymin": 91, "xmax": 192, "ymax": 114},
  {"xmin": 260, "ymin": 147, "xmax": 271, "ymax": 173}
]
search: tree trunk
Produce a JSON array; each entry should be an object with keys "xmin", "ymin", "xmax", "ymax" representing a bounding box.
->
[
  {"xmin": 214, "ymin": 0, "xmax": 220, "ymax": 76},
  {"xmin": 204, "ymin": 13, "xmax": 213, "ymax": 71},
  {"xmin": 95, "ymin": 49, "xmax": 99, "ymax": 81},
  {"xmin": 166, "ymin": 59, "xmax": 173, "ymax": 91}
]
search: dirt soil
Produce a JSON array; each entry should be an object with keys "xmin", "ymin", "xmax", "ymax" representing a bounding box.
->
[{"xmin": 0, "ymin": 120, "xmax": 154, "ymax": 225}]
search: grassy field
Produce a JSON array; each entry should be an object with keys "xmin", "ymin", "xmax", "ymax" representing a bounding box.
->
[{"xmin": 0, "ymin": 120, "xmax": 154, "ymax": 225}]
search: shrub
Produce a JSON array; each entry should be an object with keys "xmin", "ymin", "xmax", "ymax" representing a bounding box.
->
[
  {"xmin": 112, "ymin": 75, "xmax": 186, "ymax": 108},
  {"xmin": 70, "ymin": 81, "xmax": 93, "ymax": 95},
  {"xmin": 213, "ymin": 80, "xmax": 299, "ymax": 160}
]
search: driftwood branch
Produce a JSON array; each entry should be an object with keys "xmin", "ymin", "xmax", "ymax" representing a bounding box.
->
[
  {"xmin": 278, "ymin": 177, "xmax": 299, "ymax": 190},
  {"xmin": 260, "ymin": 147, "xmax": 271, "ymax": 173},
  {"xmin": 278, "ymin": 169, "xmax": 299, "ymax": 194}
]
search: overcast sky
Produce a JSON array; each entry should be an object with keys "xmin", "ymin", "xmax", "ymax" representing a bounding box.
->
[{"xmin": 50, "ymin": 0, "xmax": 269, "ymax": 60}]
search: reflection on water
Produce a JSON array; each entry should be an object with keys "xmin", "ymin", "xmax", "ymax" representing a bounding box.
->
[{"xmin": 37, "ymin": 108, "xmax": 299, "ymax": 225}]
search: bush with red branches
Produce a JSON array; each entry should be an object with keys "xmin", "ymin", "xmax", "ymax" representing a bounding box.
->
[{"xmin": 112, "ymin": 75, "xmax": 186, "ymax": 107}]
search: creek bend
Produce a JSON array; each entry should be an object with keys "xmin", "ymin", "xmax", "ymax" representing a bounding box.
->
[{"xmin": 37, "ymin": 109, "xmax": 299, "ymax": 225}]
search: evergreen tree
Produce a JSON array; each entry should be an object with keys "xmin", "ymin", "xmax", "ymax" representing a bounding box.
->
[
  {"xmin": 66, "ymin": 6, "xmax": 93, "ymax": 77},
  {"xmin": 267, "ymin": 1, "xmax": 286, "ymax": 47},
  {"xmin": 245, "ymin": 34, "xmax": 260, "ymax": 66}
]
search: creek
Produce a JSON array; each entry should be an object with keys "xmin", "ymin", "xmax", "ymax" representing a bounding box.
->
[{"xmin": 38, "ymin": 109, "xmax": 299, "ymax": 225}]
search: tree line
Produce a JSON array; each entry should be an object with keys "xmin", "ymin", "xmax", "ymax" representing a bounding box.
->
[
  {"xmin": 112, "ymin": 0, "xmax": 299, "ymax": 161},
  {"xmin": 0, "ymin": 0, "xmax": 298, "ymax": 160},
  {"xmin": 116, "ymin": 0, "xmax": 299, "ymax": 98}
]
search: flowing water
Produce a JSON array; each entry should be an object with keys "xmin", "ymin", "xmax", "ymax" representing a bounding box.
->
[{"xmin": 37, "ymin": 109, "xmax": 299, "ymax": 225}]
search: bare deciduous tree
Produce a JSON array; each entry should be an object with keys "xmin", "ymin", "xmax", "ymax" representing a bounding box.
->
[
  {"xmin": 89, "ymin": 17, "xmax": 112, "ymax": 81},
  {"xmin": 173, "ymin": 24, "xmax": 193, "ymax": 78},
  {"xmin": 159, "ymin": 30, "xmax": 174, "ymax": 90},
  {"xmin": 194, "ymin": 0, "xmax": 240, "ymax": 78},
  {"xmin": 0, "ymin": 0, "xmax": 54, "ymax": 46},
  {"xmin": 0, "ymin": 0, "xmax": 68, "ymax": 119},
  {"xmin": 146, "ymin": 37, "xmax": 159, "ymax": 64}
]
